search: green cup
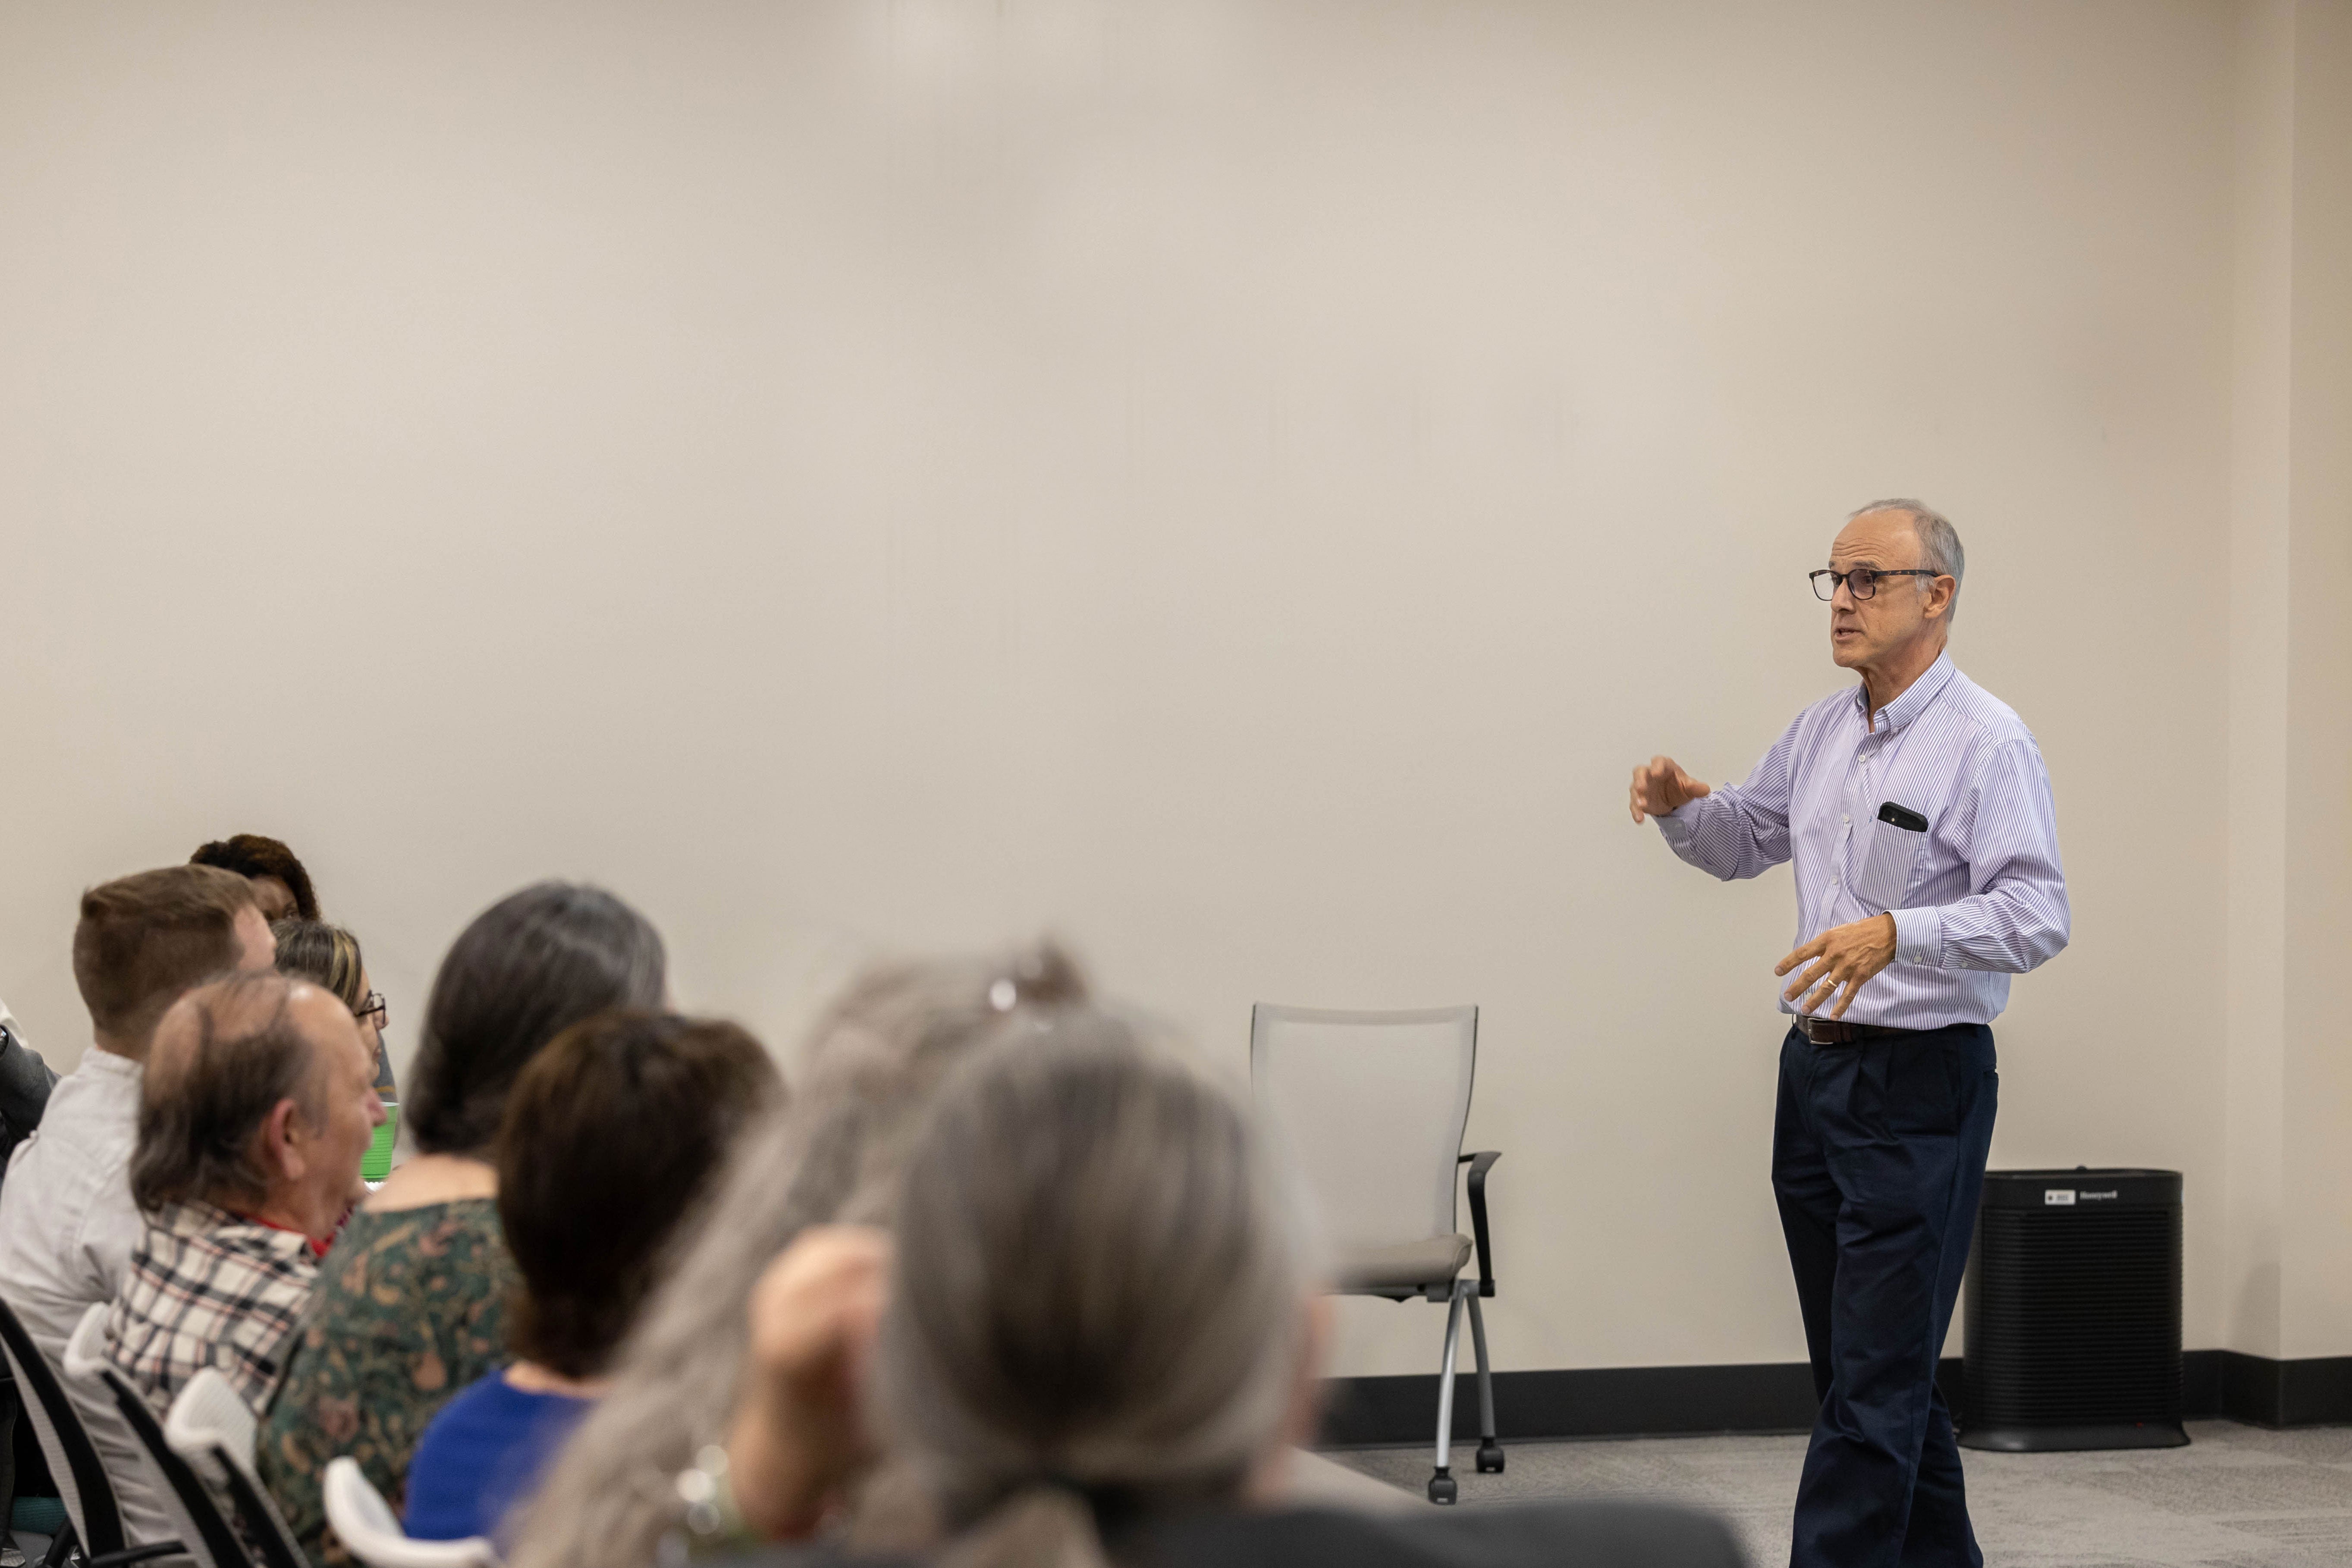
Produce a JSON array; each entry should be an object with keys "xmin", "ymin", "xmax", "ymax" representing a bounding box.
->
[{"xmin": 362, "ymin": 1101, "xmax": 400, "ymax": 1183}]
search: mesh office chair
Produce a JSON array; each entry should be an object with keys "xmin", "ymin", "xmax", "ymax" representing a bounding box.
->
[
  {"xmin": 0, "ymin": 1296, "xmax": 182, "ymax": 1568},
  {"xmin": 1250, "ymin": 1004, "xmax": 1503, "ymax": 1505},
  {"xmin": 164, "ymin": 1371, "xmax": 307, "ymax": 1568},
  {"xmin": 61, "ymin": 1307, "xmax": 245, "ymax": 1568}
]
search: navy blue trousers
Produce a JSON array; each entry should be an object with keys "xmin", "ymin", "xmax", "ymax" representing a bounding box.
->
[{"xmin": 1772, "ymin": 1022, "xmax": 1997, "ymax": 1568}]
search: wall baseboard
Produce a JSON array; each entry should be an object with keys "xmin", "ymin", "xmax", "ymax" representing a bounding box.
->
[{"xmin": 1318, "ymin": 1351, "xmax": 2352, "ymax": 1448}]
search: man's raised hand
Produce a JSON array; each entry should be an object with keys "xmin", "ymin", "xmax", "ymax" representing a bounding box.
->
[{"xmin": 1629, "ymin": 756, "xmax": 1711, "ymax": 824}]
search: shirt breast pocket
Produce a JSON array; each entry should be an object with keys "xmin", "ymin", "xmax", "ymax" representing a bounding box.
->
[{"xmin": 1854, "ymin": 815, "xmax": 1928, "ymax": 911}]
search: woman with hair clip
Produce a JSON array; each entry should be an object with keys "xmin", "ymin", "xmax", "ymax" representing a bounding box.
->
[
  {"xmin": 507, "ymin": 944, "xmax": 1089, "ymax": 1568},
  {"xmin": 696, "ymin": 1021, "xmax": 1746, "ymax": 1568}
]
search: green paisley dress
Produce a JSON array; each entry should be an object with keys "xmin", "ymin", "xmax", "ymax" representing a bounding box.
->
[{"xmin": 259, "ymin": 1199, "xmax": 520, "ymax": 1567}]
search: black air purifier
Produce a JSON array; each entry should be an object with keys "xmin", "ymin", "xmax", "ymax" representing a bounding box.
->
[{"xmin": 1960, "ymin": 1168, "xmax": 2187, "ymax": 1452}]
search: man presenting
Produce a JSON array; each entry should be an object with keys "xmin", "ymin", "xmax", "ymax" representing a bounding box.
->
[{"xmin": 1630, "ymin": 500, "xmax": 2068, "ymax": 1568}]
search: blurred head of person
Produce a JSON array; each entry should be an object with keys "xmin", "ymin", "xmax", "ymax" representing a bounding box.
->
[
  {"xmin": 404, "ymin": 882, "xmax": 667, "ymax": 1159},
  {"xmin": 868, "ymin": 1021, "xmax": 1320, "ymax": 1567},
  {"xmin": 190, "ymin": 833, "xmax": 319, "ymax": 924},
  {"xmin": 131, "ymin": 970, "xmax": 385, "ymax": 1241},
  {"xmin": 497, "ymin": 1009, "xmax": 779, "ymax": 1383},
  {"xmin": 75, "ymin": 865, "xmax": 276, "ymax": 1059},
  {"xmin": 508, "ymin": 942, "xmax": 1087, "ymax": 1568}
]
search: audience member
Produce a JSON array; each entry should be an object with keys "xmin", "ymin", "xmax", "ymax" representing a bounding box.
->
[
  {"xmin": 722, "ymin": 1025, "xmax": 1744, "ymax": 1568},
  {"xmin": 510, "ymin": 946, "xmax": 1086, "ymax": 1568},
  {"xmin": 190, "ymin": 835, "xmax": 320, "ymax": 924},
  {"xmin": 733, "ymin": 1017, "xmax": 1308, "ymax": 1555},
  {"xmin": 0, "ymin": 997, "xmax": 56, "ymax": 1567},
  {"xmin": 260, "ymin": 881, "xmax": 666, "ymax": 1568},
  {"xmin": 0, "ymin": 866, "xmax": 275, "ymax": 1553},
  {"xmin": 271, "ymin": 920, "xmax": 399, "ymax": 1150},
  {"xmin": 404, "ymin": 1010, "xmax": 777, "ymax": 1545},
  {"xmin": 0, "ymin": 998, "xmax": 56, "ymax": 1195},
  {"xmin": 104, "ymin": 972, "xmax": 384, "ymax": 1416}
]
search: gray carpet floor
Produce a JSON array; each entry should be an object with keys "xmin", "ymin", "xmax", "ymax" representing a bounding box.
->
[{"xmin": 1326, "ymin": 1421, "xmax": 2352, "ymax": 1566}]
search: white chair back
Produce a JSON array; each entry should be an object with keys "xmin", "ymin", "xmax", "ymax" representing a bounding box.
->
[
  {"xmin": 166, "ymin": 1369, "xmax": 310, "ymax": 1568},
  {"xmin": 59, "ymin": 1303, "xmax": 112, "ymax": 1386},
  {"xmin": 322, "ymin": 1457, "xmax": 501, "ymax": 1568},
  {"xmin": 1250, "ymin": 1004, "xmax": 1477, "ymax": 1253},
  {"xmin": 163, "ymin": 1370, "xmax": 254, "ymax": 1479}
]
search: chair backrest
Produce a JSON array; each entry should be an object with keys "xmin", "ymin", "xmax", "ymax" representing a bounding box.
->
[
  {"xmin": 62, "ymin": 1304, "xmax": 244, "ymax": 1568},
  {"xmin": 322, "ymin": 1458, "xmax": 502, "ymax": 1568},
  {"xmin": 0, "ymin": 1291, "xmax": 124, "ymax": 1556},
  {"xmin": 1250, "ymin": 1004, "xmax": 1478, "ymax": 1253},
  {"xmin": 166, "ymin": 1370, "xmax": 308, "ymax": 1568}
]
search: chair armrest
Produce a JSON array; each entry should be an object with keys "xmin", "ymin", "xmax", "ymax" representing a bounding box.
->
[{"xmin": 1458, "ymin": 1151, "xmax": 1501, "ymax": 1297}]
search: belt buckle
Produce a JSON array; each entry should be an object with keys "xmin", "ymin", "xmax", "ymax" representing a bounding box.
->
[{"xmin": 1799, "ymin": 1017, "xmax": 1844, "ymax": 1046}]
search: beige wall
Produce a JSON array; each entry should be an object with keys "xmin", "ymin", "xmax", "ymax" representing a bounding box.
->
[
  {"xmin": 2225, "ymin": 0, "xmax": 2352, "ymax": 1366},
  {"xmin": 0, "ymin": 1, "xmax": 2328, "ymax": 1377},
  {"xmin": 2271, "ymin": 0, "xmax": 2352, "ymax": 1361}
]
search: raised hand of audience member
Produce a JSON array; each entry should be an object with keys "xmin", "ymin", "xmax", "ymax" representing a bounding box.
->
[{"xmin": 725, "ymin": 1225, "xmax": 891, "ymax": 1540}]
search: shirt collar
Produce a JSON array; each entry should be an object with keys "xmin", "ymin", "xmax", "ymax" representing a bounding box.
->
[
  {"xmin": 1855, "ymin": 650, "xmax": 1956, "ymax": 734},
  {"xmin": 78, "ymin": 1048, "xmax": 143, "ymax": 1086},
  {"xmin": 156, "ymin": 1198, "xmax": 319, "ymax": 1259}
]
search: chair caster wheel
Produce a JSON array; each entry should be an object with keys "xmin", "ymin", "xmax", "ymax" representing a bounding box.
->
[
  {"xmin": 1476, "ymin": 1442, "xmax": 1506, "ymax": 1474},
  {"xmin": 1427, "ymin": 1469, "xmax": 1457, "ymax": 1505}
]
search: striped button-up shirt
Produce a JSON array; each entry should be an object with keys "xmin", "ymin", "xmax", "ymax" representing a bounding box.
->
[
  {"xmin": 1656, "ymin": 651, "xmax": 2069, "ymax": 1029},
  {"xmin": 104, "ymin": 1199, "xmax": 317, "ymax": 1417}
]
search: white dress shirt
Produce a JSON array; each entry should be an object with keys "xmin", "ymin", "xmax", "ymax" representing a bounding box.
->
[
  {"xmin": 1657, "ymin": 652, "xmax": 2070, "ymax": 1029},
  {"xmin": 0, "ymin": 1047, "xmax": 180, "ymax": 1553}
]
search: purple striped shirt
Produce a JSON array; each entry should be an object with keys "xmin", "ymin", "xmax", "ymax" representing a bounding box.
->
[{"xmin": 1656, "ymin": 651, "xmax": 2069, "ymax": 1029}]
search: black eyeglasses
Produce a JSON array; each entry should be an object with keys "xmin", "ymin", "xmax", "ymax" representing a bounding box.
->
[
  {"xmin": 1810, "ymin": 567, "xmax": 1940, "ymax": 602},
  {"xmin": 355, "ymin": 992, "xmax": 388, "ymax": 1030}
]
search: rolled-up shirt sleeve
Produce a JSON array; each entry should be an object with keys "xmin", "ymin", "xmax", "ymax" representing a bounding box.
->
[
  {"xmin": 1656, "ymin": 716, "xmax": 1800, "ymax": 882},
  {"xmin": 1896, "ymin": 738, "xmax": 2069, "ymax": 973}
]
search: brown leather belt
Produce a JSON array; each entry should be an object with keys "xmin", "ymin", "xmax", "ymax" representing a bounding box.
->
[{"xmin": 1794, "ymin": 1016, "xmax": 1918, "ymax": 1045}]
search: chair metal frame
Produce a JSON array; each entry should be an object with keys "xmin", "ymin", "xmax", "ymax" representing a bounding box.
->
[
  {"xmin": 61, "ymin": 1305, "xmax": 246, "ymax": 1568},
  {"xmin": 1249, "ymin": 1003, "xmax": 1506, "ymax": 1505},
  {"xmin": 0, "ymin": 1295, "xmax": 183, "ymax": 1568}
]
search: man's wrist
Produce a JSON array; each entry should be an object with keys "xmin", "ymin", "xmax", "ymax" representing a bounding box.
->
[{"xmin": 1888, "ymin": 906, "xmax": 1943, "ymax": 968}]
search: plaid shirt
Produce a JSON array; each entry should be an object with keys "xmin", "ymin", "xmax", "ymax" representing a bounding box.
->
[{"xmin": 104, "ymin": 1199, "xmax": 317, "ymax": 1417}]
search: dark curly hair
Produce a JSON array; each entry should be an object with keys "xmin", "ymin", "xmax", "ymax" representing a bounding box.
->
[{"xmin": 189, "ymin": 834, "xmax": 319, "ymax": 921}]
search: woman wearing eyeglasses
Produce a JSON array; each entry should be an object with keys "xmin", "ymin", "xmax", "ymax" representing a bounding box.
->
[{"xmin": 273, "ymin": 918, "xmax": 400, "ymax": 1181}]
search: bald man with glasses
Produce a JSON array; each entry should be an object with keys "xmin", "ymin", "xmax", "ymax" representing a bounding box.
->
[{"xmin": 1630, "ymin": 500, "xmax": 2069, "ymax": 1568}]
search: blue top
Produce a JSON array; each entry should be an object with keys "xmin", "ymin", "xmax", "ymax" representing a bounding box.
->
[{"xmin": 403, "ymin": 1371, "xmax": 592, "ymax": 1543}]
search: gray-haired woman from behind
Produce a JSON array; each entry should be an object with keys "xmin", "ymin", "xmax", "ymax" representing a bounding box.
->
[
  {"xmin": 714, "ymin": 1021, "xmax": 1747, "ymax": 1568},
  {"xmin": 507, "ymin": 945, "xmax": 1087, "ymax": 1568}
]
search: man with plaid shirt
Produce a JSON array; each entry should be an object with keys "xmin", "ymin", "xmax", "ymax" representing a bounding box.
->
[{"xmin": 105, "ymin": 970, "xmax": 385, "ymax": 1417}]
